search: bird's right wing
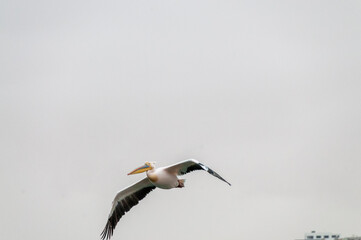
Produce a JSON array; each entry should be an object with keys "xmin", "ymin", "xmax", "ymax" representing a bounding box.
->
[
  {"xmin": 163, "ymin": 159, "xmax": 231, "ymax": 186},
  {"xmin": 101, "ymin": 178, "xmax": 156, "ymax": 240}
]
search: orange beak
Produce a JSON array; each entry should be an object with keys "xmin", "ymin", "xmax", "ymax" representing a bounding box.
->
[{"xmin": 127, "ymin": 164, "xmax": 152, "ymax": 175}]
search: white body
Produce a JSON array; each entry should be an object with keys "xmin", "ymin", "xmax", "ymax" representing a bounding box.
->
[{"xmin": 146, "ymin": 167, "xmax": 179, "ymax": 189}]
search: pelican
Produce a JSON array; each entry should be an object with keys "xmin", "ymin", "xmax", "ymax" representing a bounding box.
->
[{"xmin": 100, "ymin": 159, "xmax": 231, "ymax": 240}]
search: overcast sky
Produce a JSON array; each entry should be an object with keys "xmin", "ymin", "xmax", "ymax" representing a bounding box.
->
[{"xmin": 1, "ymin": 1, "xmax": 361, "ymax": 240}]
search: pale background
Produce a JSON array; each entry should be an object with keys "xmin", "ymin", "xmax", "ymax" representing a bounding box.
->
[{"xmin": 1, "ymin": 1, "xmax": 361, "ymax": 240}]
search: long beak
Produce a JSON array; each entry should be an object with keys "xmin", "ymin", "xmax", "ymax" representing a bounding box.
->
[{"xmin": 127, "ymin": 164, "xmax": 152, "ymax": 175}]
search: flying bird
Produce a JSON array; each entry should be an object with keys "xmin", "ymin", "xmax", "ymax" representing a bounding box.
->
[{"xmin": 100, "ymin": 159, "xmax": 231, "ymax": 240}]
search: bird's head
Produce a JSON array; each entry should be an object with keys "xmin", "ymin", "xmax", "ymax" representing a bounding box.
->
[{"xmin": 127, "ymin": 162, "xmax": 156, "ymax": 175}]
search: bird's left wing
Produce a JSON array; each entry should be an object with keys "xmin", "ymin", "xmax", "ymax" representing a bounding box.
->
[
  {"xmin": 101, "ymin": 178, "xmax": 156, "ymax": 240},
  {"xmin": 163, "ymin": 159, "xmax": 231, "ymax": 186}
]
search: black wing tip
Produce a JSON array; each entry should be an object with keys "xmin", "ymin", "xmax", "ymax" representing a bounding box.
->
[
  {"xmin": 219, "ymin": 177, "xmax": 232, "ymax": 186},
  {"xmin": 100, "ymin": 221, "xmax": 113, "ymax": 240},
  {"xmin": 200, "ymin": 163, "xmax": 231, "ymax": 186}
]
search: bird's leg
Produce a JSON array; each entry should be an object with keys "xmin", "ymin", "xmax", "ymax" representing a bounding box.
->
[{"xmin": 177, "ymin": 179, "xmax": 185, "ymax": 188}]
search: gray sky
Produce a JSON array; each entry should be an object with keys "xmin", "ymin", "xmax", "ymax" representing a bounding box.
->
[{"xmin": 1, "ymin": 1, "xmax": 361, "ymax": 240}]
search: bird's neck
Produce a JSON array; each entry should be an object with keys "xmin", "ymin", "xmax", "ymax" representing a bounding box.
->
[
  {"xmin": 146, "ymin": 168, "xmax": 155, "ymax": 174},
  {"xmin": 146, "ymin": 169, "xmax": 158, "ymax": 182}
]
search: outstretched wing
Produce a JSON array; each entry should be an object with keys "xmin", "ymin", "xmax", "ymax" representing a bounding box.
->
[
  {"xmin": 101, "ymin": 178, "xmax": 156, "ymax": 240},
  {"xmin": 163, "ymin": 159, "xmax": 231, "ymax": 186}
]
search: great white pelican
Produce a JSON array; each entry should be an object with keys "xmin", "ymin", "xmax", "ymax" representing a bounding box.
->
[{"xmin": 101, "ymin": 159, "xmax": 231, "ymax": 240}]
